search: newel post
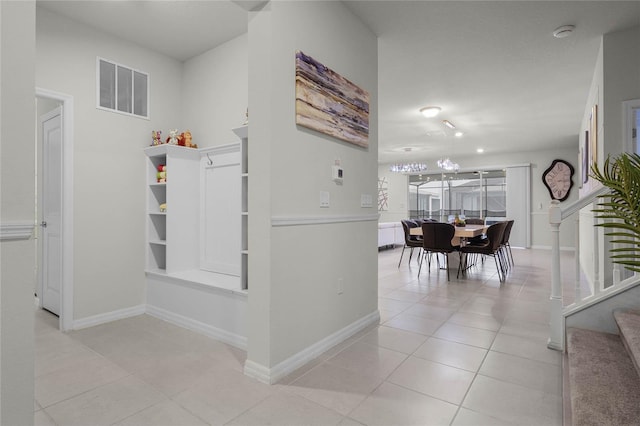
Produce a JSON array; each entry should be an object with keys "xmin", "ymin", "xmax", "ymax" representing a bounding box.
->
[{"xmin": 548, "ymin": 200, "xmax": 564, "ymax": 351}]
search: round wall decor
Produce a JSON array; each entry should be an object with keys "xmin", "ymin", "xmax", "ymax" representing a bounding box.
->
[{"xmin": 542, "ymin": 159, "xmax": 574, "ymax": 202}]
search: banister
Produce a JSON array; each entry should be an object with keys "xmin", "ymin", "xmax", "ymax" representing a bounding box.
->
[{"xmin": 561, "ymin": 186, "xmax": 609, "ymax": 220}]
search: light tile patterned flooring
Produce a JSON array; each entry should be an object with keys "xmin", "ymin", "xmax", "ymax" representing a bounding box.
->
[{"xmin": 35, "ymin": 247, "xmax": 571, "ymax": 425}]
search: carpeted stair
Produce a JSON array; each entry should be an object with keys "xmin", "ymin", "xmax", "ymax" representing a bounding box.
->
[{"xmin": 567, "ymin": 309, "xmax": 640, "ymax": 426}]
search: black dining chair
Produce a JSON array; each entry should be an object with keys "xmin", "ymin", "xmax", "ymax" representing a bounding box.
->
[
  {"xmin": 500, "ymin": 220, "xmax": 515, "ymax": 269},
  {"xmin": 398, "ymin": 219, "xmax": 423, "ymax": 268},
  {"xmin": 418, "ymin": 222, "xmax": 460, "ymax": 281},
  {"xmin": 459, "ymin": 221, "xmax": 507, "ymax": 282}
]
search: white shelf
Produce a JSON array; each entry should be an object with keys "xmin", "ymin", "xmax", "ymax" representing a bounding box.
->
[
  {"xmin": 145, "ymin": 268, "xmax": 247, "ymax": 296},
  {"xmin": 232, "ymin": 125, "xmax": 248, "ymax": 139},
  {"xmin": 149, "ymin": 240, "xmax": 167, "ymax": 246},
  {"xmin": 149, "ymin": 212, "xmax": 167, "ymax": 216},
  {"xmin": 149, "ymin": 182, "xmax": 166, "ymax": 187}
]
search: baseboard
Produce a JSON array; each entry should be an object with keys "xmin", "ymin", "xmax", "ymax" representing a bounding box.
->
[
  {"xmin": 146, "ymin": 304, "xmax": 247, "ymax": 350},
  {"xmin": 244, "ymin": 310, "xmax": 380, "ymax": 385},
  {"xmin": 531, "ymin": 245, "xmax": 576, "ymax": 252},
  {"xmin": 72, "ymin": 304, "xmax": 146, "ymax": 330}
]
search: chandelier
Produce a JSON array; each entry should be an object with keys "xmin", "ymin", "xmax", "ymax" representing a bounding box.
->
[
  {"xmin": 390, "ymin": 162, "xmax": 428, "ymax": 173},
  {"xmin": 437, "ymin": 158, "xmax": 460, "ymax": 171}
]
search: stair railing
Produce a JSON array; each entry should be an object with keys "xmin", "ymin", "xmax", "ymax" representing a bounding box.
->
[{"xmin": 548, "ymin": 186, "xmax": 609, "ymax": 351}]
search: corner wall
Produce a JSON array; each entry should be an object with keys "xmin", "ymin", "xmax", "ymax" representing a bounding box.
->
[
  {"xmin": 1, "ymin": 2, "xmax": 36, "ymax": 424},
  {"xmin": 182, "ymin": 33, "xmax": 248, "ymax": 147},
  {"xmin": 36, "ymin": 8, "xmax": 183, "ymax": 321},
  {"xmin": 246, "ymin": 1, "xmax": 378, "ymax": 381}
]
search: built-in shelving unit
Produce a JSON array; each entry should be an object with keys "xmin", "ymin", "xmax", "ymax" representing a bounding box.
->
[
  {"xmin": 233, "ymin": 125, "xmax": 249, "ymax": 290},
  {"xmin": 143, "ymin": 133, "xmax": 249, "ymax": 349},
  {"xmin": 144, "ymin": 144, "xmax": 200, "ymax": 275}
]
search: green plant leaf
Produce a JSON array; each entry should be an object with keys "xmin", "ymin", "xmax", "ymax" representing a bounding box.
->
[{"xmin": 591, "ymin": 153, "xmax": 640, "ymax": 272}]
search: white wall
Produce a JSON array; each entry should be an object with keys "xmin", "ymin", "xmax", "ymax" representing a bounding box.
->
[
  {"xmin": 379, "ymin": 145, "xmax": 579, "ymax": 249},
  {"xmin": 579, "ymin": 26, "xmax": 640, "ymax": 287},
  {"xmin": 247, "ymin": 1, "xmax": 378, "ymax": 374},
  {"xmin": 182, "ymin": 33, "xmax": 248, "ymax": 147},
  {"xmin": 36, "ymin": 8, "xmax": 183, "ymax": 320},
  {"xmin": 0, "ymin": 2, "xmax": 36, "ymax": 424}
]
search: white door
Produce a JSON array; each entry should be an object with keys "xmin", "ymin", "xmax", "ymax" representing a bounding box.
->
[{"xmin": 40, "ymin": 107, "xmax": 63, "ymax": 315}]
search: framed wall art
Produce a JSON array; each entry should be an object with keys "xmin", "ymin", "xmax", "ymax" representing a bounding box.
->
[
  {"xmin": 582, "ymin": 130, "xmax": 589, "ymax": 184},
  {"xmin": 590, "ymin": 104, "xmax": 598, "ymax": 166},
  {"xmin": 295, "ymin": 51, "xmax": 370, "ymax": 148}
]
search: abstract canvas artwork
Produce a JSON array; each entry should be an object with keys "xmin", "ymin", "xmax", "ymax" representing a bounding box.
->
[{"xmin": 295, "ymin": 51, "xmax": 370, "ymax": 148}]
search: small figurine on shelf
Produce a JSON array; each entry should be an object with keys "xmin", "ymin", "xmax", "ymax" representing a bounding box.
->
[
  {"xmin": 157, "ymin": 164, "xmax": 166, "ymax": 183},
  {"xmin": 182, "ymin": 130, "xmax": 196, "ymax": 148},
  {"xmin": 166, "ymin": 129, "xmax": 179, "ymax": 145},
  {"xmin": 159, "ymin": 203, "xmax": 167, "ymax": 212},
  {"xmin": 243, "ymin": 108, "xmax": 248, "ymax": 125},
  {"xmin": 151, "ymin": 130, "xmax": 163, "ymax": 146}
]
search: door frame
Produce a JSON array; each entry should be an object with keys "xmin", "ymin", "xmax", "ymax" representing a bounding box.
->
[
  {"xmin": 36, "ymin": 87, "xmax": 74, "ymax": 332},
  {"xmin": 623, "ymin": 99, "xmax": 640, "ymax": 153}
]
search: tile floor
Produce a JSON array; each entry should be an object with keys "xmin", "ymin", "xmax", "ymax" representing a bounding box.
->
[{"xmin": 34, "ymin": 247, "xmax": 571, "ymax": 425}]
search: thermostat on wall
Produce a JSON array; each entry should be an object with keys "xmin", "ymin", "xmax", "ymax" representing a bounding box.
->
[{"xmin": 332, "ymin": 165, "xmax": 344, "ymax": 183}]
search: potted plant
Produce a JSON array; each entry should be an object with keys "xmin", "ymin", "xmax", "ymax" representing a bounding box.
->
[{"xmin": 591, "ymin": 153, "xmax": 640, "ymax": 272}]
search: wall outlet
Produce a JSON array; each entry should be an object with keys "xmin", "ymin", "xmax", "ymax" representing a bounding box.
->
[
  {"xmin": 337, "ymin": 278, "xmax": 344, "ymax": 294},
  {"xmin": 361, "ymin": 194, "xmax": 373, "ymax": 208},
  {"xmin": 320, "ymin": 191, "xmax": 330, "ymax": 208}
]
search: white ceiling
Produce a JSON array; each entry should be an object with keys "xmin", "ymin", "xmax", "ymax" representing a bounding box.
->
[{"xmin": 36, "ymin": 1, "xmax": 640, "ymax": 164}]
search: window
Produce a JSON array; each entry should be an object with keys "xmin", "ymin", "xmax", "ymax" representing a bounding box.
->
[
  {"xmin": 97, "ymin": 58, "xmax": 148, "ymax": 118},
  {"xmin": 408, "ymin": 170, "xmax": 507, "ymax": 221}
]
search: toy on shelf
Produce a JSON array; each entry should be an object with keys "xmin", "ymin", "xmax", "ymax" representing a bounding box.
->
[
  {"xmin": 157, "ymin": 164, "xmax": 167, "ymax": 183},
  {"xmin": 151, "ymin": 130, "xmax": 163, "ymax": 146},
  {"xmin": 159, "ymin": 203, "xmax": 167, "ymax": 212},
  {"xmin": 182, "ymin": 130, "xmax": 197, "ymax": 148},
  {"xmin": 166, "ymin": 129, "xmax": 179, "ymax": 145}
]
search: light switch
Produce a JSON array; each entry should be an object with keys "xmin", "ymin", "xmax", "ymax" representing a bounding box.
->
[{"xmin": 320, "ymin": 191, "xmax": 330, "ymax": 208}]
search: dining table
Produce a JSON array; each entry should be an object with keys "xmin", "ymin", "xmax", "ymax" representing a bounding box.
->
[
  {"xmin": 410, "ymin": 223, "xmax": 487, "ymax": 246},
  {"xmin": 410, "ymin": 223, "xmax": 489, "ymax": 274}
]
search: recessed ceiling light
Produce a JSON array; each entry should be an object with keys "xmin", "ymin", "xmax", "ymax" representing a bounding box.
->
[
  {"xmin": 455, "ymin": 131, "xmax": 464, "ymax": 137},
  {"xmin": 419, "ymin": 106, "xmax": 441, "ymax": 118},
  {"xmin": 553, "ymin": 25, "xmax": 575, "ymax": 38},
  {"xmin": 443, "ymin": 120, "xmax": 456, "ymax": 129},
  {"xmin": 477, "ymin": 148, "xmax": 484, "ymax": 153}
]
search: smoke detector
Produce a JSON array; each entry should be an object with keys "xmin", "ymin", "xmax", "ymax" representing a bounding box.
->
[{"xmin": 553, "ymin": 25, "xmax": 575, "ymax": 39}]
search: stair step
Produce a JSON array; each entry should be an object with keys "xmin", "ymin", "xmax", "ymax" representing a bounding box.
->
[
  {"xmin": 614, "ymin": 309, "xmax": 640, "ymax": 379},
  {"xmin": 567, "ymin": 327, "xmax": 640, "ymax": 426}
]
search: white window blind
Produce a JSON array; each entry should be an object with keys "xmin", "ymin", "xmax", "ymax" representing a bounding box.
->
[{"xmin": 97, "ymin": 58, "xmax": 148, "ymax": 119}]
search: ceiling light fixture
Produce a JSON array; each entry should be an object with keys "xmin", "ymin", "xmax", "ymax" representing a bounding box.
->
[
  {"xmin": 443, "ymin": 120, "xmax": 456, "ymax": 129},
  {"xmin": 437, "ymin": 158, "xmax": 459, "ymax": 172},
  {"xmin": 390, "ymin": 163, "xmax": 428, "ymax": 173},
  {"xmin": 553, "ymin": 25, "xmax": 575, "ymax": 39},
  {"xmin": 419, "ymin": 106, "xmax": 441, "ymax": 118},
  {"xmin": 476, "ymin": 148, "xmax": 484, "ymax": 153},
  {"xmin": 454, "ymin": 131, "xmax": 464, "ymax": 138}
]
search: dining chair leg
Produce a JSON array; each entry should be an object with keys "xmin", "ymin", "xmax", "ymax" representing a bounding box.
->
[
  {"xmin": 445, "ymin": 253, "xmax": 450, "ymax": 281},
  {"xmin": 397, "ymin": 245, "xmax": 407, "ymax": 268},
  {"xmin": 507, "ymin": 243, "xmax": 514, "ymax": 266},
  {"xmin": 494, "ymin": 255, "xmax": 505, "ymax": 282}
]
